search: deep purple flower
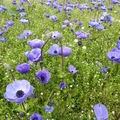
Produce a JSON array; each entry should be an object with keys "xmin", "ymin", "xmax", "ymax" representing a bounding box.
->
[
  {"xmin": 45, "ymin": 105, "xmax": 54, "ymax": 113},
  {"xmin": 19, "ymin": 7, "xmax": 25, "ymax": 12},
  {"xmin": 69, "ymin": 65, "xmax": 78, "ymax": 74},
  {"xmin": 108, "ymin": 6, "xmax": 113, "ymax": 10},
  {"xmin": 30, "ymin": 113, "xmax": 43, "ymax": 120},
  {"xmin": 28, "ymin": 39, "xmax": 44, "ymax": 48},
  {"xmin": 4, "ymin": 80, "xmax": 34, "ymax": 104},
  {"xmin": 107, "ymin": 48, "xmax": 120, "ymax": 63},
  {"xmin": 64, "ymin": 20, "xmax": 69, "ymax": 25},
  {"xmin": 12, "ymin": 0, "xmax": 16, "ymax": 5},
  {"xmin": 25, "ymin": 48, "xmax": 42, "ymax": 63},
  {"xmin": 59, "ymin": 82, "xmax": 66, "ymax": 89},
  {"xmin": 20, "ymin": 19, "xmax": 28, "ymax": 24},
  {"xmin": 3, "ymin": 25, "xmax": 8, "ymax": 31},
  {"xmin": 79, "ymin": 21, "xmax": 83, "ymax": 26},
  {"xmin": 48, "ymin": 44, "xmax": 59, "ymax": 56},
  {"xmin": 20, "ymin": 113, "xmax": 24, "ymax": 117},
  {"xmin": 58, "ymin": 8, "xmax": 61, "ymax": 13},
  {"xmin": 50, "ymin": 15, "xmax": 58, "ymax": 21},
  {"xmin": 78, "ymin": 41, "xmax": 82, "ymax": 46},
  {"xmin": 59, "ymin": 46, "xmax": 72, "ymax": 57},
  {"xmin": 1, "ymin": 6, "xmax": 7, "ymax": 11},
  {"xmin": 16, "ymin": 63, "xmax": 30, "ymax": 74},
  {"xmin": 52, "ymin": 31, "xmax": 62, "ymax": 40},
  {"xmin": 0, "ymin": 37, "xmax": 7, "ymax": 42},
  {"xmin": 36, "ymin": 70, "xmax": 50, "ymax": 84},
  {"xmin": 94, "ymin": 104, "xmax": 108, "ymax": 120},
  {"xmin": 0, "ymin": 30, "xmax": 3, "ymax": 36},
  {"xmin": 73, "ymin": 19, "xmax": 78, "ymax": 23},
  {"xmin": 45, "ymin": 13, "xmax": 50, "ymax": 18},
  {"xmin": 23, "ymin": 30, "xmax": 32, "ymax": 37},
  {"xmin": 6, "ymin": 20, "xmax": 14, "ymax": 27}
]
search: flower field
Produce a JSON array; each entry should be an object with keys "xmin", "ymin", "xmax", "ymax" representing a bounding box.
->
[{"xmin": 0, "ymin": 0, "xmax": 120, "ymax": 119}]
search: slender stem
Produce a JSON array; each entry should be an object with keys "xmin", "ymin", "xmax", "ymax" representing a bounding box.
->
[
  {"xmin": 22, "ymin": 103, "xmax": 25, "ymax": 111},
  {"xmin": 42, "ymin": 83, "xmax": 44, "ymax": 100},
  {"xmin": 10, "ymin": 70, "xmax": 15, "ymax": 81},
  {"xmin": 40, "ymin": 38, "xmax": 50, "ymax": 70},
  {"xmin": 116, "ymin": 113, "xmax": 120, "ymax": 120}
]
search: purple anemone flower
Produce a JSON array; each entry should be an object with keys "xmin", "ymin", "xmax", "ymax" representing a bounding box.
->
[
  {"xmin": 64, "ymin": 20, "xmax": 69, "ymax": 25},
  {"xmin": 45, "ymin": 13, "xmax": 50, "ymax": 18},
  {"xmin": 23, "ymin": 30, "xmax": 32, "ymax": 37},
  {"xmin": 20, "ymin": 19, "xmax": 28, "ymax": 24},
  {"xmin": 94, "ymin": 104, "xmax": 108, "ymax": 120},
  {"xmin": 4, "ymin": 80, "xmax": 34, "ymax": 104},
  {"xmin": 17, "ymin": 34, "xmax": 25, "ymax": 40},
  {"xmin": 59, "ymin": 46, "xmax": 72, "ymax": 57},
  {"xmin": 6, "ymin": 20, "xmax": 14, "ymax": 27},
  {"xmin": 45, "ymin": 105, "xmax": 54, "ymax": 113},
  {"xmin": 62, "ymin": 25, "xmax": 67, "ymax": 29},
  {"xmin": 107, "ymin": 48, "xmax": 120, "ymax": 63},
  {"xmin": 20, "ymin": 12, "xmax": 26, "ymax": 18},
  {"xmin": 90, "ymin": 19, "xmax": 99, "ymax": 28},
  {"xmin": 30, "ymin": 113, "xmax": 43, "ymax": 120},
  {"xmin": 25, "ymin": 48, "xmax": 42, "ymax": 63},
  {"xmin": 0, "ymin": 30, "xmax": 3, "ymax": 36},
  {"xmin": 52, "ymin": 31, "xmax": 62, "ymax": 40},
  {"xmin": 52, "ymin": 2, "xmax": 58, "ymax": 8},
  {"xmin": 0, "ymin": 37, "xmax": 7, "ymax": 42},
  {"xmin": 16, "ymin": 63, "xmax": 30, "ymax": 74},
  {"xmin": 36, "ymin": 70, "xmax": 50, "ymax": 84},
  {"xmin": 69, "ymin": 65, "xmax": 78, "ymax": 74},
  {"xmin": 59, "ymin": 82, "xmax": 66, "ymax": 89},
  {"xmin": 12, "ymin": 0, "xmax": 16, "ymax": 5},
  {"xmin": 96, "ymin": 24, "xmax": 104, "ymax": 31},
  {"xmin": 28, "ymin": 39, "xmax": 44, "ymax": 49},
  {"xmin": 3, "ymin": 25, "xmax": 8, "ymax": 31},
  {"xmin": 50, "ymin": 15, "xmax": 58, "ymax": 21},
  {"xmin": 48, "ymin": 44, "xmax": 59, "ymax": 56}
]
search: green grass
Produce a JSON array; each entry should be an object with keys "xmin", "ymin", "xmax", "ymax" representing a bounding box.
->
[{"xmin": 0, "ymin": 0, "xmax": 120, "ymax": 120}]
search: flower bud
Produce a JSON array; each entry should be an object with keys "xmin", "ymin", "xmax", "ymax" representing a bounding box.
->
[
  {"xmin": 82, "ymin": 46, "xmax": 86, "ymax": 54},
  {"xmin": 3, "ymin": 63, "xmax": 11, "ymax": 70},
  {"xmin": 46, "ymin": 32, "xmax": 52, "ymax": 39}
]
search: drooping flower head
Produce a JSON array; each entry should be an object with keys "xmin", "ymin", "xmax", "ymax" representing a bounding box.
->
[
  {"xmin": 28, "ymin": 39, "xmax": 44, "ymax": 49},
  {"xmin": 69, "ymin": 65, "xmax": 78, "ymax": 74},
  {"xmin": 48, "ymin": 44, "xmax": 59, "ymax": 56},
  {"xmin": 94, "ymin": 104, "xmax": 108, "ymax": 120},
  {"xmin": 59, "ymin": 46, "xmax": 72, "ymax": 57},
  {"xmin": 4, "ymin": 80, "xmax": 34, "ymax": 104},
  {"xmin": 16, "ymin": 63, "xmax": 30, "ymax": 74},
  {"xmin": 36, "ymin": 70, "xmax": 50, "ymax": 84},
  {"xmin": 30, "ymin": 113, "xmax": 43, "ymax": 120}
]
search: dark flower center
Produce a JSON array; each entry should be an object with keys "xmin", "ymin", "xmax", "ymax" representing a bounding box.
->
[
  {"xmin": 41, "ymin": 75, "xmax": 45, "ymax": 81},
  {"xmin": 111, "ymin": 56, "xmax": 115, "ymax": 59},
  {"xmin": 33, "ymin": 117, "xmax": 38, "ymax": 120},
  {"xmin": 16, "ymin": 90, "xmax": 24, "ymax": 98},
  {"xmin": 54, "ymin": 50, "xmax": 57, "ymax": 53}
]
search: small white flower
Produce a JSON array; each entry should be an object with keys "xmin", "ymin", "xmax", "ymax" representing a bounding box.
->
[{"xmin": 74, "ymin": 39, "xmax": 78, "ymax": 43}]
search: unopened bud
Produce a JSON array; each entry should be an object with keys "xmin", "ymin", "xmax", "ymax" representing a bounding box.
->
[{"xmin": 3, "ymin": 63, "xmax": 11, "ymax": 70}]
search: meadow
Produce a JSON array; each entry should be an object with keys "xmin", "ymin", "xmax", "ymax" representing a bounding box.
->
[{"xmin": 0, "ymin": 0, "xmax": 120, "ymax": 120}]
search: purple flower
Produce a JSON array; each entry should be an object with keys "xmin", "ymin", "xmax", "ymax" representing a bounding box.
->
[
  {"xmin": 0, "ymin": 30, "xmax": 3, "ymax": 36},
  {"xmin": 111, "ymin": 0, "xmax": 118, "ymax": 4},
  {"xmin": 94, "ymin": 104, "xmax": 108, "ymax": 120},
  {"xmin": 23, "ymin": 30, "xmax": 32, "ymax": 37},
  {"xmin": 50, "ymin": 15, "xmax": 58, "ymax": 21},
  {"xmin": 59, "ymin": 82, "xmax": 66, "ymax": 89},
  {"xmin": 0, "ymin": 37, "xmax": 7, "ymax": 42},
  {"xmin": 62, "ymin": 25, "xmax": 66, "ymax": 29},
  {"xmin": 59, "ymin": 46, "xmax": 72, "ymax": 57},
  {"xmin": 25, "ymin": 48, "xmax": 42, "ymax": 63},
  {"xmin": 69, "ymin": 65, "xmax": 78, "ymax": 74},
  {"xmin": 45, "ymin": 105, "xmax": 54, "ymax": 113},
  {"xmin": 52, "ymin": 2, "xmax": 58, "ymax": 8},
  {"xmin": 3, "ymin": 25, "xmax": 8, "ymax": 31},
  {"xmin": 17, "ymin": 34, "xmax": 25, "ymax": 40},
  {"xmin": 78, "ymin": 41, "xmax": 82, "ymax": 46},
  {"xmin": 16, "ymin": 63, "xmax": 30, "ymax": 74},
  {"xmin": 90, "ymin": 19, "xmax": 99, "ymax": 28},
  {"xmin": 30, "ymin": 113, "xmax": 43, "ymax": 120},
  {"xmin": 1, "ymin": 6, "xmax": 7, "ymax": 11},
  {"xmin": 28, "ymin": 39, "xmax": 44, "ymax": 49},
  {"xmin": 19, "ymin": 7, "xmax": 25, "ymax": 12},
  {"xmin": 20, "ymin": 0, "xmax": 24, "ymax": 4},
  {"xmin": 102, "ymin": 66, "xmax": 107, "ymax": 73},
  {"xmin": 20, "ymin": 12, "xmax": 26, "ymax": 18},
  {"xmin": 79, "ymin": 21, "xmax": 83, "ymax": 26},
  {"xmin": 6, "ymin": 20, "xmax": 14, "ymax": 27},
  {"xmin": 58, "ymin": 8, "xmax": 61, "ymax": 13},
  {"xmin": 45, "ymin": 13, "xmax": 50, "ymax": 18},
  {"xmin": 64, "ymin": 20, "xmax": 69, "ymax": 25},
  {"xmin": 52, "ymin": 31, "xmax": 62, "ymax": 40},
  {"xmin": 4, "ymin": 80, "xmax": 34, "ymax": 104},
  {"xmin": 107, "ymin": 48, "xmax": 120, "ymax": 63},
  {"xmin": 73, "ymin": 19, "xmax": 78, "ymax": 23},
  {"xmin": 12, "ymin": 0, "xmax": 16, "ymax": 5},
  {"xmin": 96, "ymin": 24, "xmax": 104, "ymax": 31},
  {"xmin": 20, "ymin": 19, "xmax": 28, "ymax": 24},
  {"xmin": 36, "ymin": 70, "xmax": 50, "ymax": 84},
  {"xmin": 45, "ymin": 2, "xmax": 51, "ymax": 6},
  {"xmin": 48, "ymin": 44, "xmax": 59, "ymax": 56}
]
